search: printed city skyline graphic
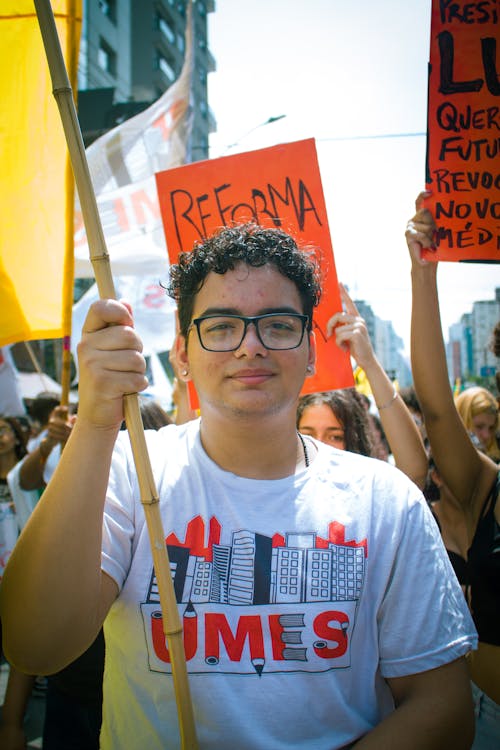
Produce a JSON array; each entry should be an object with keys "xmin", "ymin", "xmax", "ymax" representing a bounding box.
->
[
  {"xmin": 147, "ymin": 515, "xmax": 367, "ymax": 607},
  {"xmin": 141, "ymin": 516, "xmax": 368, "ymax": 675}
]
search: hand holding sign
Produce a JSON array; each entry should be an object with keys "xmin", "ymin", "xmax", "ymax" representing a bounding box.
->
[{"xmin": 405, "ymin": 191, "xmax": 438, "ymax": 267}]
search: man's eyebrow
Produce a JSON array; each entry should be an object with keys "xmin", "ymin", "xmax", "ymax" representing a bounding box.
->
[{"xmin": 196, "ymin": 306, "xmax": 304, "ymax": 317}]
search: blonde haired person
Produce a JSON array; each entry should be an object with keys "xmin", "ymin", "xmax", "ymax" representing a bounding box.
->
[{"xmin": 454, "ymin": 387, "xmax": 500, "ymax": 462}]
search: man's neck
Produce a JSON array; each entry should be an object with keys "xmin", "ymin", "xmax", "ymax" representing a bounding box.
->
[{"xmin": 199, "ymin": 411, "xmax": 304, "ymax": 480}]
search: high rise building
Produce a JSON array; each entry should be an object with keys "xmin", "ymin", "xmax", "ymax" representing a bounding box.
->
[
  {"xmin": 447, "ymin": 289, "xmax": 499, "ymax": 382},
  {"xmin": 77, "ymin": 0, "xmax": 216, "ymax": 156}
]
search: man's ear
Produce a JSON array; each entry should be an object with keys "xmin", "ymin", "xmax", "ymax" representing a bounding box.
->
[
  {"xmin": 307, "ymin": 330, "xmax": 317, "ymax": 377},
  {"xmin": 175, "ymin": 334, "xmax": 191, "ymax": 381}
]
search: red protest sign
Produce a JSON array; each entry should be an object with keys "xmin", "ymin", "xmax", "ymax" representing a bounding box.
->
[
  {"xmin": 155, "ymin": 138, "xmax": 354, "ymax": 399},
  {"xmin": 425, "ymin": 0, "xmax": 500, "ymax": 262}
]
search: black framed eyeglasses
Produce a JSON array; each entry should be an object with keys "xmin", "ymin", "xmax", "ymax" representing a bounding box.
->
[{"xmin": 190, "ymin": 313, "xmax": 309, "ymax": 352}]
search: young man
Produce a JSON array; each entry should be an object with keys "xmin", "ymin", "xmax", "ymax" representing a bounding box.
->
[{"xmin": 1, "ymin": 224, "xmax": 476, "ymax": 749}]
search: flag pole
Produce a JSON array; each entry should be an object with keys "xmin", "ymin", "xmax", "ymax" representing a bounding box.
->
[{"xmin": 33, "ymin": 2, "xmax": 198, "ymax": 747}]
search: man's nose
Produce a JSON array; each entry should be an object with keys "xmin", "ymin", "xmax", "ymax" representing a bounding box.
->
[{"xmin": 235, "ymin": 321, "xmax": 267, "ymax": 355}]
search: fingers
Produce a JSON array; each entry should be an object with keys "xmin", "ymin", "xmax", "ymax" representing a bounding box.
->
[
  {"xmin": 82, "ymin": 299, "xmax": 134, "ymax": 335},
  {"xmin": 76, "ymin": 300, "xmax": 148, "ymax": 429},
  {"xmin": 415, "ymin": 189, "xmax": 432, "ymax": 212},
  {"xmin": 326, "ymin": 310, "xmax": 357, "ymax": 339},
  {"xmin": 326, "ymin": 312, "xmax": 365, "ymax": 342},
  {"xmin": 339, "ymin": 283, "xmax": 359, "ymax": 316},
  {"xmin": 46, "ymin": 405, "xmax": 73, "ymax": 444},
  {"xmin": 406, "ymin": 192, "xmax": 438, "ymax": 266}
]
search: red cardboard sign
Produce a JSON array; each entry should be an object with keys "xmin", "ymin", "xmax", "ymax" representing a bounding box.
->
[
  {"xmin": 425, "ymin": 0, "xmax": 500, "ymax": 262},
  {"xmin": 155, "ymin": 139, "xmax": 353, "ymax": 402}
]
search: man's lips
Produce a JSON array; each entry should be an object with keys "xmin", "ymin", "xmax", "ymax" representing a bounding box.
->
[{"xmin": 229, "ymin": 369, "xmax": 275, "ymax": 385}]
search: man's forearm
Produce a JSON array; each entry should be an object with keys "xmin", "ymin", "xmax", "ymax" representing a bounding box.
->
[
  {"xmin": 353, "ymin": 702, "xmax": 472, "ymax": 749},
  {"xmin": 354, "ymin": 660, "xmax": 474, "ymax": 750}
]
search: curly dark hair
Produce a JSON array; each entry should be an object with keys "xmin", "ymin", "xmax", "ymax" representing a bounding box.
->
[
  {"xmin": 166, "ymin": 223, "xmax": 322, "ymax": 337},
  {"xmin": 296, "ymin": 389, "xmax": 373, "ymax": 457}
]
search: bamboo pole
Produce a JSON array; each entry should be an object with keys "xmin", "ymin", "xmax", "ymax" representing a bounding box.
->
[
  {"xmin": 33, "ymin": 2, "xmax": 198, "ymax": 747},
  {"xmin": 58, "ymin": 0, "xmax": 78, "ymax": 410}
]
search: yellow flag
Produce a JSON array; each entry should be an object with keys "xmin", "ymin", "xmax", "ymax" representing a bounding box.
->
[
  {"xmin": 353, "ymin": 366, "xmax": 373, "ymax": 397},
  {"xmin": 0, "ymin": 1, "xmax": 81, "ymax": 347}
]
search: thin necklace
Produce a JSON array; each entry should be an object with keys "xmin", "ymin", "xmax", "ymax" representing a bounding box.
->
[{"xmin": 297, "ymin": 432, "xmax": 310, "ymax": 468}]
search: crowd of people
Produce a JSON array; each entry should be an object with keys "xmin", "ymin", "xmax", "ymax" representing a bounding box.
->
[{"xmin": 0, "ymin": 196, "xmax": 498, "ymax": 748}]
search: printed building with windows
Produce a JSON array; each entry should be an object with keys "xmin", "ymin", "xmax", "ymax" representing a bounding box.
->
[{"xmin": 146, "ymin": 529, "xmax": 366, "ymax": 609}]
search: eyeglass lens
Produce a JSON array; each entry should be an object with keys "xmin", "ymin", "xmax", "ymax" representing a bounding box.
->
[{"xmin": 197, "ymin": 314, "xmax": 306, "ymax": 351}]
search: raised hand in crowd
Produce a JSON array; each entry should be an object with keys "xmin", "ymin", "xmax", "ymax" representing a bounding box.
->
[
  {"xmin": 19, "ymin": 404, "xmax": 76, "ymax": 491},
  {"xmin": 327, "ymin": 283, "xmax": 428, "ymax": 488},
  {"xmin": 405, "ymin": 191, "xmax": 498, "ymax": 516},
  {"xmin": 406, "ymin": 192, "xmax": 500, "ymax": 741}
]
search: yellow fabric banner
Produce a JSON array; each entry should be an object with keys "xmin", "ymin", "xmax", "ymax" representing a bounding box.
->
[{"xmin": 0, "ymin": 1, "xmax": 81, "ymax": 347}]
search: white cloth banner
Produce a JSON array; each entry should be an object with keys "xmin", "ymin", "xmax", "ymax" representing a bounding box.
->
[
  {"xmin": 0, "ymin": 347, "xmax": 26, "ymax": 416},
  {"xmin": 74, "ymin": 3, "xmax": 194, "ymax": 278}
]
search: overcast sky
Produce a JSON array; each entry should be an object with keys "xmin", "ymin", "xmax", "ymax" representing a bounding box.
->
[{"xmin": 206, "ymin": 0, "xmax": 498, "ymax": 352}]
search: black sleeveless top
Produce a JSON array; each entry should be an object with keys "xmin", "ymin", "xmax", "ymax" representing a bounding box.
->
[{"xmin": 467, "ymin": 474, "xmax": 500, "ymax": 646}]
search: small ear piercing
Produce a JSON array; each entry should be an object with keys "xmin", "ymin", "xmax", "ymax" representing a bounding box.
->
[
  {"xmin": 181, "ymin": 369, "xmax": 189, "ymax": 377},
  {"xmin": 306, "ymin": 365, "xmax": 313, "ymax": 373}
]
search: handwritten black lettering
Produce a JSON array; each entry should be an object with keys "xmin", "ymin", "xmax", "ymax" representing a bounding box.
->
[
  {"xmin": 436, "ymin": 102, "xmax": 500, "ymax": 131},
  {"xmin": 168, "ymin": 178, "xmax": 323, "ymax": 251},
  {"xmin": 433, "ymin": 168, "xmax": 500, "ymax": 191},
  {"xmin": 438, "ymin": 31, "xmax": 500, "ymax": 96},
  {"xmin": 213, "ymin": 183, "xmax": 233, "ymax": 226},
  {"xmin": 439, "ymin": 30, "xmax": 483, "ymax": 93},
  {"xmin": 436, "ymin": 223, "xmax": 500, "ymax": 250},
  {"xmin": 482, "ymin": 37, "xmax": 500, "ymax": 95},
  {"xmin": 436, "ymin": 198, "xmax": 500, "ymax": 219},
  {"xmin": 169, "ymin": 189, "xmax": 202, "ymax": 250},
  {"xmin": 439, "ymin": 0, "xmax": 499, "ymax": 25},
  {"xmin": 439, "ymin": 135, "xmax": 500, "ymax": 160}
]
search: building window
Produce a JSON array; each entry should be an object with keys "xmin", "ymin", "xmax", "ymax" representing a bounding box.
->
[
  {"xmin": 157, "ymin": 14, "xmax": 175, "ymax": 44},
  {"xmin": 177, "ymin": 33, "xmax": 185, "ymax": 53},
  {"xmin": 156, "ymin": 51, "xmax": 175, "ymax": 82},
  {"xmin": 98, "ymin": 0, "xmax": 116, "ymax": 23},
  {"xmin": 98, "ymin": 39, "xmax": 117, "ymax": 76}
]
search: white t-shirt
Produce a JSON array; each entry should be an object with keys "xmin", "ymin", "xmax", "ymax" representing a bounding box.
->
[{"xmin": 100, "ymin": 419, "xmax": 476, "ymax": 750}]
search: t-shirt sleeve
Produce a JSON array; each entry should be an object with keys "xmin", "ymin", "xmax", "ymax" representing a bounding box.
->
[
  {"xmin": 377, "ymin": 491, "xmax": 477, "ymax": 679},
  {"xmin": 101, "ymin": 433, "xmax": 138, "ymax": 590}
]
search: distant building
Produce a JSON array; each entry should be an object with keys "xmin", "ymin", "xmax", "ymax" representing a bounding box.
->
[
  {"xmin": 353, "ymin": 300, "xmax": 412, "ymax": 387},
  {"xmin": 77, "ymin": 0, "xmax": 216, "ymax": 156},
  {"xmin": 447, "ymin": 288, "xmax": 499, "ymax": 382}
]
